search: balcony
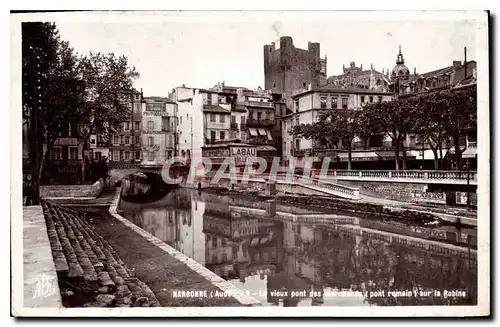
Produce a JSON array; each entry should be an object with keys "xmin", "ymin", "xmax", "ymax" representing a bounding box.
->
[
  {"xmin": 240, "ymin": 123, "xmax": 247, "ymax": 130},
  {"xmin": 467, "ymin": 141, "xmax": 477, "ymax": 148},
  {"xmin": 245, "ymin": 100, "xmax": 273, "ymax": 109},
  {"xmin": 230, "ymin": 122, "xmax": 239, "ymax": 130},
  {"xmin": 246, "ymin": 118, "xmax": 275, "ymax": 127},
  {"xmin": 161, "ymin": 127, "xmax": 176, "ymax": 133}
]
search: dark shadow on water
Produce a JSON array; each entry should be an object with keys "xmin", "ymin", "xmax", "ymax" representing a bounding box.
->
[{"xmin": 120, "ymin": 172, "xmax": 179, "ymax": 204}]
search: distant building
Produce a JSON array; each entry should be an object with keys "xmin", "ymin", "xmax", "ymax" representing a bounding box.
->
[
  {"xmin": 264, "ymin": 36, "xmax": 327, "ymax": 104},
  {"xmin": 327, "ymin": 61, "xmax": 391, "ymax": 92},
  {"xmin": 141, "ymin": 96, "xmax": 178, "ymax": 168}
]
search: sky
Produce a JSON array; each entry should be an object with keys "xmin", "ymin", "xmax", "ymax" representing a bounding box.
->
[{"xmin": 52, "ymin": 11, "xmax": 481, "ymax": 97}]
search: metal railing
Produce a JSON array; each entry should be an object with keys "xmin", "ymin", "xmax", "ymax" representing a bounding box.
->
[
  {"xmin": 310, "ymin": 169, "xmax": 478, "ymax": 185},
  {"xmin": 245, "ymin": 101, "xmax": 273, "ymax": 108}
]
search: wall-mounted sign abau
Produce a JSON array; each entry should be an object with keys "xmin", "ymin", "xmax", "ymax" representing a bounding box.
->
[{"xmin": 231, "ymin": 146, "xmax": 256, "ymax": 165}]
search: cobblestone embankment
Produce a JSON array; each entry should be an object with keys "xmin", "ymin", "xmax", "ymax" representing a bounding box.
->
[{"xmin": 42, "ymin": 201, "xmax": 160, "ymax": 307}]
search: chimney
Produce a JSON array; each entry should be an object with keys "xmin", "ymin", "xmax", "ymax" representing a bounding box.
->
[
  {"xmin": 370, "ymin": 63, "xmax": 373, "ymax": 70},
  {"xmin": 414, "ymin": 67, "xmax": 416, "ymax": 75},
  {"xmin": 361, "ymin": 64, "xmax": 363, "ymax": 70},
  {"xmin": 464, "ymin": 46, "xmax": 468, "ymax": 79},
  {"xmin": 453, "ymin": 60, "xmax": 461, "ymax": 68}
]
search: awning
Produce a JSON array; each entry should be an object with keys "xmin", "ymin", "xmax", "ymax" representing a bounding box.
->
[
  {"xmin": 462, "ymin": 147, "xmax": 477, "ymax": 159},
  {"xmin": 376, "ymin": 151, "xmax": 416, "ymax": 161},
  {"xmin": 248, "ymin": 128, "xmax": 258, "ymax": 136},
  {"xmin": 257, "ymin": 145, "xmax": 277, "ymax": 152},
  {"xmin": 265, "ymin": 130, "xmax": 273, "ymax": 141},
  {"xmin": 337, "ymin": 152, "xmax": 379, "ymax": 162},
  {"xmin": 258, "ymin": 128, "xmax": 267, "ymax": 136}
]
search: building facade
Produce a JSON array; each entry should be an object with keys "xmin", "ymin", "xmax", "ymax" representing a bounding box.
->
[
  {"xmin": 109, "ymin": 90, "xmax": 143, "ymax": 166},
  {"xmin": 282, "ymin": 84, "xmax": 393, "ymax": 167},
  {"xmin": 141, "ymin": 97, "xmax": 178, "ymax": 168},
  {"xmin": 264, "ymin": 36, "xmax": 327, "ymax": 101}
]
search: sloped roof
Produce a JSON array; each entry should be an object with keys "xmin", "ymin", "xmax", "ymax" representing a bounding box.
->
[{"xmin": 202, "ymin": 104, "xmax": 231, "ymax": 114}]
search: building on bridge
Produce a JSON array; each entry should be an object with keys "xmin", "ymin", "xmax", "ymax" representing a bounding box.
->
[
  {"xmin": 141, "ymin": 96, "xmax": 178, "ymax": 169},
  {"xmin": 171, "ymin": 83, "xmax": 280, "ymax": 171},
  {"xmin": 109, "ymin": 89, "xmax": 143, "ymax": 166}
]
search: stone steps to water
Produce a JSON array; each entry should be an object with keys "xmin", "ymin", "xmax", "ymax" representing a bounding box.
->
[{"xmin": 41, "ymin": 201, "xmax": 160, "ymax": 307}]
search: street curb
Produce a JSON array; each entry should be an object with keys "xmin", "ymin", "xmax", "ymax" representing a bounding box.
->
[{"xmin": 108, "ymin": 188, "xmax": 262, "ymax": 307}]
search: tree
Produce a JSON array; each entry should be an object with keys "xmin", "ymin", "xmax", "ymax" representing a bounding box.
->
[
  {"xmin": 291, "ymin": 109, "xmax": 360, "ymax": 170},
  {"xmin": 22, "ymin": 22, "xmax": 83, "ymax": 204},
  {"xmin": 76, "ymin": 52, "xmax": 140, "ymax": 182},
  {"xmin": 442, "ymin": 87, "xmax": 477, "ymax": 170},
  {"xmin": 363, "ymin": 99, "xmax": 417, "ymax": 170},
  {"xmin": 412, "ymin": 86, "xmax": 477, "ymax": 170}
]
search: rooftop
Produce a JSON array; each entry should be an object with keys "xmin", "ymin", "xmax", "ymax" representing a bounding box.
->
[
  {"xmin": 202, "ymin": 104, "xmax": 231, "ymax": 114},
  {"xmin": 292, "ymin": 83, "xmax": 393, "ymax": 98}
]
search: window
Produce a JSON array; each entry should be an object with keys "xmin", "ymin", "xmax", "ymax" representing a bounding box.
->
[
  {"xmin": 119, "ymin": 150, "xmax": 124, "ymax": 161},
  {"xmin": 295, "ymin": 101, "xmax": 299, "ymax": 112},
  {"xmin": 295, "ymin": 116, "xmax": 299, "ymax": 126},
  {"xmin": 210, "ymin": 130, "xmax": 216, "ymax": 142},
  {"xmin": 303, "ymin": 82, "xmax": 306, "ymax": 88},
  {"xmin": 148, "ymin": 151, "xmax": 155, "ymax": 161},
  {"xmin": 125, "ymin": 136, "xmax": 130, "ymax": 144},
  {"xmin": 50, "ymin": 147, "xmax": 62, "ymax": 160},
  {"xmin": 147, "ymin": 121, "xmax": 154, "ymax": 132},
  {"xmin": 257, "ymin": 112, "xmax": 262, "ymax": 121},
  {"xmin": 212, "ymin": 236, "xmax": 217, "ymax": 248},
  {"xmin": 360, "ymin": 96, "xmax": 365, "ymax": 103},
  {"xmin": 148, "ymin": 136, "xmax": 154, "ymax": 146},
  {"xmin": 113, "ymin": 136, "xmax": 119, "ymax": 145},
  {"xmin": 134, "ymin": 103, "xmax": 141, "ymax": 113},
  {"xmin": 180, "ymin": 116, "xmax": 182, "ymax": 125},
  {"xmin": 295, "ymin": 139, "xmax": 300, "ymax": 150},
  {"xmin": 120, "ymin": 136, "xmax": 124, "ymax": 144},
  {"xmin": 168, "ymin": 135, "xmax": 173, "ymax": 147},
  {"xmin": 162, "ymin": 117, "xmax": 169, "ymax": 131},
  {"xmin": 134, "ymin": 121, "xmax": 140, "ymax": 130},
  {"xmin": 222, "ymin": 253, "xmax": 228, "ymax": 262},
  {"xmin": 124, "ymin": 151, "xmax": 130, "ymax": 160},
  {"xmin": 331, "ymin": 97, "xmax": 338, "ymax": 109},
  {"xmin": 342, "ymin": 98, "xmax": 348, "ymax": 109},
  {"xmin": 166, "ymin": 150, "xmax": 172, "ymax": 160},
  {"xmin": 220, "ymin": 131, "xmax": 225, "ymax": 140},
  {"xmin": 135, "ymin": 151, "xmax": 141, "ymax": 160},
  {"xmin": 369, "ymin": 96, "xmax": 374, "ymax": 103},
  {"xmin": 221, "ymin": 238, "xmax": 227, "ymax": 247},
  {"xmin": 113, "ymin": 150, "xmax": 119, "ymax": 161},
  {"xmin": 241, "ymin": 116, "xmax": 246, "ymax": 126},
  {"xmin": 207, "ymin": 93, "xmax": 212, "ymax": 105},
  {"xmin": 220, "ymin": 115, "xmax": 225, "ymax": 123},
  {"xmin": 135, "ymin": 136, "xmax": 140, "ymax": 144},
  {"xmin": 210, "ymin": 113, "xmax": 216, "ymax": 122},
  {"xmin": 231, "ymin": 115, "xmax": 236, "ymax": 124},
  {"xmin": 320, "ymin": 96, "xmax": 327, "ymax": 109},
  {"xmin": 378, "ymin": 96, "xmax": 383, "ymax": 102},
  {"xmin": 273, "ymin": 82, "xmax": 276, "ymax": 88}
]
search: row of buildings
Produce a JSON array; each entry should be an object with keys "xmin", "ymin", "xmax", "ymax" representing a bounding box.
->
[{"xmin": 30, "ymin": 36, "xmax": 477, "ymax": 184}]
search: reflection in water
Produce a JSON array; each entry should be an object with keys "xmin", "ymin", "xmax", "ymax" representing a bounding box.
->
[{"xmin": 119, "ymin": 189, "xmax": 477, "ymax": 307}]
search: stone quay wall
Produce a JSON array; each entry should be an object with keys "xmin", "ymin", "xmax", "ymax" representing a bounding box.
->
[{"xmin": 40, "ymin": 178, "xmax": 105, "ymax": 199}]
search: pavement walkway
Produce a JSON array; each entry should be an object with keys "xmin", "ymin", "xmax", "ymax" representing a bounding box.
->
[{"xmin": 22, "ymin": 205, "xmax": 62, "ymax": 308}]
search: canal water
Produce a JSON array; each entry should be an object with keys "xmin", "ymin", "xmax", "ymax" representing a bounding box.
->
[{"xmin": 118, "ymin": 187, "xmax": 477, "ymax": 307}]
